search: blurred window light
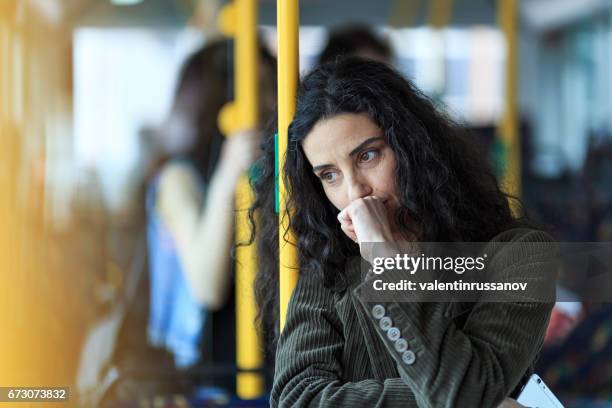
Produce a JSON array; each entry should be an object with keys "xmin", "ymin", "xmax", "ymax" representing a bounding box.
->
[
  {"xmin": 522, "ymin": 0, "xmax": 610, "ymax": 32},
  {"xmin": 392, "ymin": 26, "xmax": 505, "ymax": 124},
  {"xmin": 73, "ymin": 28, "xmax": 203, "ymax": 212},
  {"xmin": 110, "ymin": 0, "xmax": 145, "ymax": 6},
  {"xmin": 263, "ymin": 25, "xmax": 506, "ymax": 125},
  {"xmin": 532, "ymin": 15, "xmax": 612, "ymax": 177}
]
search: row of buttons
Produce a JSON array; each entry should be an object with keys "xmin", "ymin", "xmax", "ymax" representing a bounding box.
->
[{"xmin": 371, "ymin": 304, "xmax": 416, "ymax": 365}]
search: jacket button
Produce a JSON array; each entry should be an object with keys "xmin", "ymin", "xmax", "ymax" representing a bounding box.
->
[
  {"xmin": 387, "ymin": 327, "xmax": 401, "ymax": 341},
  {"xmin": 394, "ymin": 338, "xmax": 408, "ymax": 353},
  {"xmin": 379, "ymin": 316, "xmax": 392, "ymax": 331},
  {"xmin": 371, "ymin": 305, "xmax": 386, "ymax": 319},
  {"xmin": 402, "ymin": 350, "xmax": 416, "ymax": 365}
]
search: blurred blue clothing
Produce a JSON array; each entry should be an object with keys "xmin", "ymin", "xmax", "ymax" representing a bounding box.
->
[{"xmin": 146, "ymin": 166, "xmax": 206, "ymax": 368}]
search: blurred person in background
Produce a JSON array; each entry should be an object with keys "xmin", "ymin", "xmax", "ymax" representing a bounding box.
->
[
  {"xmin": 317, "ymin": 23, "xmax": 392, "ymax": 66},
  {"xmin": 146, "ymin": 38, "xmax": 276, "ymax": 376}
]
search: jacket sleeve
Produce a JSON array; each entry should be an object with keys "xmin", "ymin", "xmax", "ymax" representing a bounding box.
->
[
  {"xmin": 352, "ymin": 229, "xmax": 556, "ymax": 408},
  {"xmin": 271, "ymin": 271, "xmax": 417, "ymax": 408}
]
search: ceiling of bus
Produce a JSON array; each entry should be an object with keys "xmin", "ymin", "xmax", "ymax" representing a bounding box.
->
[
  {"xmin": 66, "ymin": 0, "xmax": 612, "ymax": 31},
  {"xmin": 260, "ymin": 0, "xmax": 497, "ymax": 27},
  {"xmin": 70, "ymin": 0, "xmax": 498, "ymax": 28},
  {"xmin": 72, "ymin": 0, "xmax": 195, "ymax": 27}
]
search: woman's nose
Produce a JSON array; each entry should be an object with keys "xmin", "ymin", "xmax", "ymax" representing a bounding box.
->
[{"xmin": 347, "ymin": 176, "xmax": 373, "ymax": 202}]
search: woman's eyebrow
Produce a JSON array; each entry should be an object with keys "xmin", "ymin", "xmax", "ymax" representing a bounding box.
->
[
  {"xmin": 312, "ymin": 164, "xmax": 332, "ymax": 174},
  {"xmin": 311, "ymin": 136, "xmax": 384, "ymax": 173},
  {"xmin": 348, "ymin": 136, "xmax": 384, "ymax": 157}
]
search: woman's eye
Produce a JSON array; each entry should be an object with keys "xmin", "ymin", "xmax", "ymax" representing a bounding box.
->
[
  {"xmin": 359, "ymin": 150, "xmax": 378, "ymax": 163},
  {"xmin": 321, "ymin": 172, "xmax": 338, "ymax": 183}
]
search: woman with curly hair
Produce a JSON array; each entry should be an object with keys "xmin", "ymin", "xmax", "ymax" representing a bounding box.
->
[{"xmin": 249, "ymin": 57, "xmax": 555, "ymax": 407}]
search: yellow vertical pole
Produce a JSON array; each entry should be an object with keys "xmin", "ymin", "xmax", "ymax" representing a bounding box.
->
[
  {"xmin": 498, "ymin": 0, "xmax": 521, "ymax": 202},
  {"xmin": 277, "ymin": 0, "xmax": 300, "ymax": 331},
  {"xmin": 388, "ymin": 0, "xmax": 423, "ymax": 28},
  {"xmin": 427, "ymin": 0, "xmax": 455, "ymax": 28},
  {"xmin": 218, "ymin": 0, "xmax": 263, "ymax": 399}
]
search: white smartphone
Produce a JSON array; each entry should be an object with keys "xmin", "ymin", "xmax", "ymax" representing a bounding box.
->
[{"xmin": 517, "ymin": 374, "xmax": 564, "ymax": 408}]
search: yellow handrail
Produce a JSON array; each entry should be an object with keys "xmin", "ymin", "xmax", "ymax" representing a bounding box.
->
[
  {"xmin": 497, "ymin": 0, "xmax": 521, "ymax": 205},
  {"xmin": 277, "ymin": 0, "xmax": 300, "ymax": 331},
  {"xmin": 428, "ymin": 0, "xmax": 455, "ymax": 28},
  {"xmin": 218, "ymin": 0, "xmax": 263, "ymax": 398}
]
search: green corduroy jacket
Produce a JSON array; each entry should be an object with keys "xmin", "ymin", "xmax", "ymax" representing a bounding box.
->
[{"xmin": 271, "ymin": 228, "xmax": 555, "ymax": 408}]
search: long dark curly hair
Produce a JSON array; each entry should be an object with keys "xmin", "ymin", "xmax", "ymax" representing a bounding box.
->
[{"xmin": 249, "ymin": 57, "xmax": 528, "ymax": 350}]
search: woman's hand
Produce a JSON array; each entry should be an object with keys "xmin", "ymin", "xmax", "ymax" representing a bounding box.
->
[
  {"xmin": 217, "ymin": 129, "xmax": 260, "ymax": 185},
  {"xmin": 337, "ymin": 196, "xmax": 396, "ymax": 263},
  {"xmin": 337, "ymin": 196, "xmax": 393, "ymax": 243},
  {"xmin": 497, "ymin": 398, "xmax": 526, "ymax": 408}
]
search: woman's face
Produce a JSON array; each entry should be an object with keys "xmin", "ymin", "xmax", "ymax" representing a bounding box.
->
[{"xmin": 301, "ymin": 113, "xmax": 400, "ymax": 232}]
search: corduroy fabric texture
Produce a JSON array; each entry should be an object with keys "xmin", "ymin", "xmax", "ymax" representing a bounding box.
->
[{"xmin": 271, "ymin": 228, "xmax": 555, "ymax": 408}]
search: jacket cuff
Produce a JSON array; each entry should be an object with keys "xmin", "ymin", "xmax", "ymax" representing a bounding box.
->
[{"xmin": 352, "ymin": 275, "xmax": 450, "ymax": 387}]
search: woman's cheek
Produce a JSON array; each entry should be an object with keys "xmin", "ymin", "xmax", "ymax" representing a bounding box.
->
[{"xmin": 323, "ymin": 188, "xmax": 345, "ymax": 212}]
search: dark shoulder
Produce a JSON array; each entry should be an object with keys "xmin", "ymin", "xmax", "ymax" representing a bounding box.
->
[
  {"xmin": 290, "ymin": 271, "xmax": 336, "ymax": 309},
  {"xmin": 490, "ymin": 227, "xmax": 554, "ymax": 244},
  {"xmin": 283, "ymin": 271, "xmax": 343, "ymax": 334},
  {"xmin": 485, "ymin": 227, "xmax": 556, "ymax": 268}
]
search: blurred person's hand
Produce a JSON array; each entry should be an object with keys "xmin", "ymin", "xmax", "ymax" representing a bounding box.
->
[
  {"xmin": 497, "ymin": 398, "xmax": 526, "ymax": 408},
  {"xmin": 218, "ymin": 129, "xmax": 260, "ymax": 184},
  {"xmin": 544, "ymin": 302, "xmax": 583, "ymax": 344}
]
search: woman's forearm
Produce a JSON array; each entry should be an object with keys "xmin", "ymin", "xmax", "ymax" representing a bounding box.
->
[
  {"xmin": 352, "ymin": 230, "xmax": 555, "ymax": 407},
  {"xmin": 180, "ymin": 167, "xmax": 239, "ymax": 310},
  {"xmin": 158, "ymin": 163, "xmax": 240, "ymax": 310},
  {"xmin": 272, "ymin": 273, "xmax": 418, "ymax": 408}
]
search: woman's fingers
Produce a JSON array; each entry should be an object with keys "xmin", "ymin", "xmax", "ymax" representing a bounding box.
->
[
  {"xmin": 339, "ymin": 196, "xmax": 381, "ymax": 222},
  {"xmin": 337, "ymin": 196, "xmax": 393, "ymax": 245},
  {"xmin": 230, "ymin": 128, "xmax": 258, "ymax": 141},
  {"xmin": 340, "ymin": 222, "xmax": 358, "ymax": 242},
  {"xmin": 337, "ymin": 210, "xmax": 357, "ymax": 241},
  {"xmin": 222, "ymin": 129, "xmax": 261, "ymax": 172},
  {"xmin": 497, "ymin": 398, "xmax": 525, "ymax": 408},
  {"xmin": 337, "ymin": 209, "xmax": 352, "ymax": 226}
]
